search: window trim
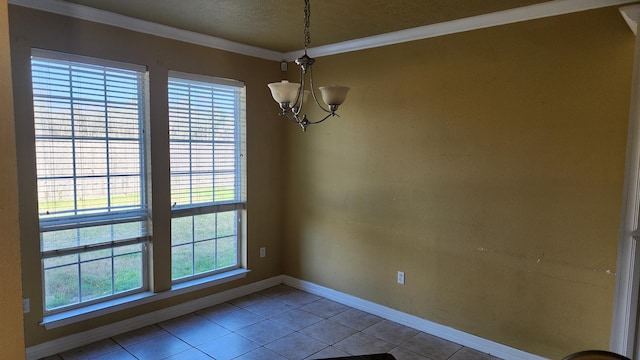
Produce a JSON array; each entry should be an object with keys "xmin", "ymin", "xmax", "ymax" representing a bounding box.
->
[{"xmin": 32, "ymin": 48, "xmax": 147, "ymax": 73}]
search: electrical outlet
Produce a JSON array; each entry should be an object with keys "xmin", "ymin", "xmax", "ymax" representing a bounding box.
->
[
  {"xmin": 260, "ymin": 247, "xmax": 266, "ymax": 258},
  {"xmin": 397, "ymin": 271, "xmax": 405, "ymax": 285},
  {"xmin": 23, "ymin": 298, "xmax": 30, "ymax": 314}
]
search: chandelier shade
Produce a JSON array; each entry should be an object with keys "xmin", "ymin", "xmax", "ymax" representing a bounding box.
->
[
  {"xmin": 319, "ymin": 85, "xmax": 350, "ymax": 107},
  {"xmin": 267, "ymin": 81, "xmax": 300, "ymax": 105}
]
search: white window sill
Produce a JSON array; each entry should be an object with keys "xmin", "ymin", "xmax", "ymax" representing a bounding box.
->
[{"xmin": 41, "ymin": 268, "xmax": 250, "ymax": 330}]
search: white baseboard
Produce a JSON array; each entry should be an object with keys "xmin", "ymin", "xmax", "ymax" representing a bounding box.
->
[
  {"xmin": 25, "ymin": 275, "xmax": 284, "ymax": 360},
  {"xmin": 26, "ymin": 274, "xmax": 546, "ymax": 360},
  {"xmin": 282, "ymin": 276, "xmax": 548, "ymax": 360}
]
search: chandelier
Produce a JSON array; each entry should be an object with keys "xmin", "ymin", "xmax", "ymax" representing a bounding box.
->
[{"xmin": 267, "ymin": 0, "xmax": 350, "ymax": 132}]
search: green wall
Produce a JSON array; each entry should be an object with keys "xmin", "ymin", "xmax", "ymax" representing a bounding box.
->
[
  {"xmin": 9, "ymin": 5, "xmax": 285, "ymax": 346},
  {"xmin": 283, "ymin": 7, "xmax": 633, "ymax": 358}
]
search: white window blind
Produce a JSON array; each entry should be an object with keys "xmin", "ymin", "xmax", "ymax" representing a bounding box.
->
[
  {"xmin": 32, "ymin": 50, "xmax": 147, "ymax": 235},
  {"xmin": 31, "ymin": 50, "xmax": 148, "ymax": 312},
  {"xmin": 168, "ymin": 71, "xmax": 246, "ymax": 216}
]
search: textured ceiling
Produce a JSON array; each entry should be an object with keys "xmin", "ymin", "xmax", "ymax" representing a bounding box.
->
[{"xmin": 63, "ymin": 0, "xmax": 552, "ymax": 53}]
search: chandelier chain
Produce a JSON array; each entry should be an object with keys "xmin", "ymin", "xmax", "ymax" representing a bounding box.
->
[{"xmin": 303, "ymin": 0, "xmax": 311, "ymax": 50}]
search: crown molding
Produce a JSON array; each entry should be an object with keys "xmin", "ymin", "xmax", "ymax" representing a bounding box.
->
[
  {"xmin": 287, "ymin": 0, "xmax": 640, "ymax": 60},
  {"xmin": 620, "ymin": 4, "xmax": 640, "ymax": 34},
  {"xmin": 7, "ymin": 0, "xmax": 285, "ymax": 61},
  {"xmin": 9, "ymin": 0, "xmax": 640, "ymax": 63}
]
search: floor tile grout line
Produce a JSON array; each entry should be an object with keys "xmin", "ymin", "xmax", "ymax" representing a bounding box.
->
[{"xmin": 52, "ymin": 285, "xmax": 501, "ymax": 360}]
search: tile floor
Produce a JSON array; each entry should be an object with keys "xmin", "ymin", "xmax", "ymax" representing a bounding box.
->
[{"xmin": 40, "ymin": 285, "xmax": 503, "ymax": 360}]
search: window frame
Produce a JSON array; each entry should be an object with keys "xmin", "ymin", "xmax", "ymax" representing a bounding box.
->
[
  {"xmin": 31, "ymin": 49, "xmax": 151, "ymax": 315},
  {"xmin": 167, "ymin": 70, "xmax": 247, "ymax": 284}
]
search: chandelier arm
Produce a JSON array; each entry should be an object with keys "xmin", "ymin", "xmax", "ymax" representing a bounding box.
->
[
  {"xmin": 292, "ymin": 65, "xmax": 306, "ymax": 118},
  {"xmin": 305, "ymin": 112, "xmax": 334, "ymax": 125},
  {"xmin": 308, "ymin": 65, "xmax": 332, "ymax": 114}
]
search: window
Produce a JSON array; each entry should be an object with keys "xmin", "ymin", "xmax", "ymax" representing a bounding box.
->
[
  {"xmin": 31, "ymin": 50, "xmax": 148, "ymax": 313},
  {"xmin": 29, "ymin": 51, "xmax": 247, "ymax": 317},
  {"xmin": 168, "ymin": 71, "xmax": 246, "ymax": 282}
]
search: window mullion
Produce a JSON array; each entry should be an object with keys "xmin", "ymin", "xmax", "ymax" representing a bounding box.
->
[
  {"xmin": 77, "ymin": 252, "xmax": 82, "ymax": 303},
  {"xmin": 191, "ymin": 216, "xmax": 195, "ymax": 275},
  {"xmin": 214, "ymin": 213, "xmax": 218, "ymax": 270},
  {"xmin": 111, "ymin": 247, "xmax": 115, "ymax": 296}
]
